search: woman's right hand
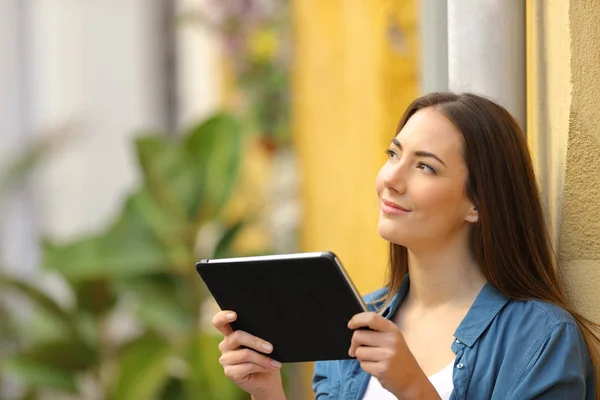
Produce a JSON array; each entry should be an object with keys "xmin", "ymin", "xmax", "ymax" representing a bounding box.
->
[{"xmin": 212, "ymin": 311, "xmax": 285, "ymax": 400}]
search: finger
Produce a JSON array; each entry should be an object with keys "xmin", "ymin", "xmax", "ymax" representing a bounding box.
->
[
  {"xmin": 224, "ymin": 363, "xmax": 272, "ymax": 383},
  {"xmin": 357, "ymin": 360, "xmax": 382, "ymax": 378},
  {"xmin": 221, "ymin": 330, "xmax": 274, "ymax": 354},
  {"xmin": 220, "ymin": 348, "xmax": 282, "ymax": 371},
  {"xmin": 352, "ymin": 329, "xmax": 389, "ymax": 347},
  {"xmin": 349, "ymin": 330, "xmax": 388, "ymax": 357},
  {"xmin": 355, "ymin": 345, "xmax": 392, "ymax": 362},
  {"xmin": 212, "ymin": 311, "xmax": 237, "ymax": 336},
  {"xmin": 348, "ymin": 312, "xmax": 397, "ymax": 332}
]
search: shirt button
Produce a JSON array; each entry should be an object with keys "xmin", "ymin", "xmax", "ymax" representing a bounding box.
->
[
  {"xmin": 455, "ymin": 339, "xmax": 461, "ymax": 344},
  {"xmin": 456, "ymin": 363, "xmax": 464, "ymax": 369}
]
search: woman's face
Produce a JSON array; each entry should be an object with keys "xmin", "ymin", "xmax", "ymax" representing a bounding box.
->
[{"xmin": 375, "ymin": 107, "xmax": 478, "ymax": 249}]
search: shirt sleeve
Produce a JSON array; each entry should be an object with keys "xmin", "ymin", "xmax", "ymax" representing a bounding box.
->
[{"xmin": 508, "ymin": 322, "xmax": 594, "ymax": 399}]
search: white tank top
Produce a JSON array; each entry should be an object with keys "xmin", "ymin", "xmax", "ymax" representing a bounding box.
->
[{"xmin": 362, "ymin": 361, "xmax": 454, "ymax": 400}]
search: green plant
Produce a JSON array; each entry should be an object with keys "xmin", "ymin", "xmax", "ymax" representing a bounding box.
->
[{"xmin": 0, "ymin": 113, "xmax": 257, "ymax": 399}]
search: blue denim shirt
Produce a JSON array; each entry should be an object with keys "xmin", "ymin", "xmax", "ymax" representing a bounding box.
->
[{"xmin": 313, "ymin": 276, "xmax": 595, "ymax": 399}]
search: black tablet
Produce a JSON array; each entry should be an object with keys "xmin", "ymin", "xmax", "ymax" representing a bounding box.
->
[{"xmin": 196, "ymin": 251, "xmax": 368, "ymax": 363}]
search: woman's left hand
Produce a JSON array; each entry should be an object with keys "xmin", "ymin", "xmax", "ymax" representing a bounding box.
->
[{"xmin": 348, "ymin": 312, "xmax": 440, "ymax": 399}]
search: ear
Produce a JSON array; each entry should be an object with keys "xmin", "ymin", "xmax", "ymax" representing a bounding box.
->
[{"xmin": 465, "ymin": 203, "xmax": 479, "ymax": 223}]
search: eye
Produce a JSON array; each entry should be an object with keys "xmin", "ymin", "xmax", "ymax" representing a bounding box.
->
[
  {"xmin": 417, "ymin": 161, "xmax": 437, "ymax": 174},
  {"xmin": 384, "ymin": 149, "xmax": 399, "ymax": 160}
]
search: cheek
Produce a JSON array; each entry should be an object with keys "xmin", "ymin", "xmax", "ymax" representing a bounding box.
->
[{"xmin": 414, "ymin": 183, "xmax": 468, "ymax": 220}]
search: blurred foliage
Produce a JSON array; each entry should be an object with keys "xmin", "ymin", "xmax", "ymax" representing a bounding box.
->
[
  {"xmin": 0, "ymin": 113, "xmax": 264, "ymax": 399},
  {"xmin": 180, "ymin": 0, "xmax": 291, "ymax": 151},
  {"xmin": 0, "ymin": 126, "xmax": 71, "ymax": 198}
]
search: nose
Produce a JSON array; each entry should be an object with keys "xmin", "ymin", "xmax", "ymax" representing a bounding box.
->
[{"xmin": 382, "ymin": 163, "xmax": 407, "ymax": 194}]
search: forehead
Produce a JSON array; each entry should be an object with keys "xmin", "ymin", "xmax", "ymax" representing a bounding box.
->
[{"xmin": 395, "ymin": 107, "xmax": 464, "ymax": 156}]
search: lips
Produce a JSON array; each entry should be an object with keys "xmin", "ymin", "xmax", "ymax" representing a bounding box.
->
[{"xmin": 382, "ymin": 199, "xmax": 410, "ymax": 212}]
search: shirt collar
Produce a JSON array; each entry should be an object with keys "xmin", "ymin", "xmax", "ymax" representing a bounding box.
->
[
  {"xmin": 381, "ymin": 274, "xmax": 510, "ymax": 348},
  {"xmin": 453, "ymin": 283, "xmax": 510, "ymax": 347}
]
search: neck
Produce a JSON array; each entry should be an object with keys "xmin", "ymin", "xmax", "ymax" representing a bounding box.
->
[{"xmin": 404, "ymin": 235, "xmax": 486, "ymax": 309}]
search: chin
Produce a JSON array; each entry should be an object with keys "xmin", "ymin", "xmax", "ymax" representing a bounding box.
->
[{"xmin": 377, "ymin": 220, "xmax": 409, "ymax": 246}]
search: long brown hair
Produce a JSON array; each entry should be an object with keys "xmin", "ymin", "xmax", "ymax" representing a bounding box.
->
[{"xmin": 380, "ymin": 92, "xmax": 600, "ymax": 395}]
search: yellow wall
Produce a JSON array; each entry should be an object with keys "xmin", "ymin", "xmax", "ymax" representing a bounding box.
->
[
  {"xmin": 527, "ymin": 0, "xmax": 600, "ymax": 321},
  {"xmin": 292, "ymin": 0, "xmax": 419, "ymax": 295}
]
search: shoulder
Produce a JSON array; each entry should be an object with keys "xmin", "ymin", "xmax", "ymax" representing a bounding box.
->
[
  {"xmin": 500, "ymin": 297, "xmax": 580, "ymax": 332},
  {"xmin": 490, "ymin": 298, "xmax": 585, "ymax": 353},
  {"xmin": 499, "ymin": 301, "xmax": 594, "ymax": 397},
  {"xmin": 473, "ymin": 298, "xmax": 593, "ymax": 398}
]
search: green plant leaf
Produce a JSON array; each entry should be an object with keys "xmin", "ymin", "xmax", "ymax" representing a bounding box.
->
[
  {"xmin": 184, "ymin": 113, "xmax": 243, "ymax": 220},
  {"xmin": 212, "ymin": 220, "xmax": 247, "ymax": 259},
  {"xmin": 158, "ymin": 378, "xmax": 186, "ymax": 400},
  {"xmin": 42, "ymin": 192, "xmax": 173, "ymax": 281},
  {"xmin": 127, "ymin": 188, "xmax": 185, "ymax": 245},
  {"xmin": 0, "ymin": 129, "xmax": 69, "ymax": 198},
  {"xmin": 186, "ymin": 334, "xmax": 245, "ymax": 399},
  {"xmin": 0, "ymin": 274, "xmax": 78, "ymax": 337},
  {"xmin": 0, "ymin": 356, "xmax": 78, "ymax": 393},
  {"xmin": 0, "ymin": 301, "xmax": 17, "ymax": 347},
  {"xmin": 72, "ymin": 279, "xmax": 116, "ymax": 317},
  {"xmin": 126, "ymin": 188, "xmax": 193, "ymax": 271},
  {"xmin": 185, "ymin": 335, "xmax": 209, "ymax": 399},
  {"xmin": 18, "ymin": 339, "xmax": 97, "ymax": 372},
  {"xmin": 134, "ymin": 136, "xmax": 196, "ymax": 222},
  {"xmin": 9, "ymin": 308, "xmax": 73, "ymax": 346},
  {"xmin": 119, "ymin": 278, "xmax": 193, "ymax": 336},
  {"xmin": 110, "ymin": 333, "xmax": 171, "ymax": 400},
  {"xmin": 42, "ymin": 236, "xmax": 169, "ymax": 282}
]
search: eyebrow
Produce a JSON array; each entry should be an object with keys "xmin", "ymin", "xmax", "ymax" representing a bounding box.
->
[{"xmin": 391, "ymin": 138, "xmax": 447, "ymax": 167}]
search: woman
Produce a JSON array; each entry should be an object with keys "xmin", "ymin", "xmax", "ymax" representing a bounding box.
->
[{"xmin": 212, "ymin": 93, "xmax": 599, "ymax": 399}]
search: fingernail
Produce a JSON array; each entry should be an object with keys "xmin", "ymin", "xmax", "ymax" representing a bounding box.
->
[
  {"xmin": 226, "ymin": 313, "xmax": 235, "ymax": 321},
  {"xmin": 262, "ymin": 343, "xmax": 273, "ymax": 353},
  {"xmin": 271, "ymin": 360, "xmax": 282, "ymax": 368}
]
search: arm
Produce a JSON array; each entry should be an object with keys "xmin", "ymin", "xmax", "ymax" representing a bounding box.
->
[{"xmin": 508, "ymin": 323, "xmax": 594, "ymax": 399}]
